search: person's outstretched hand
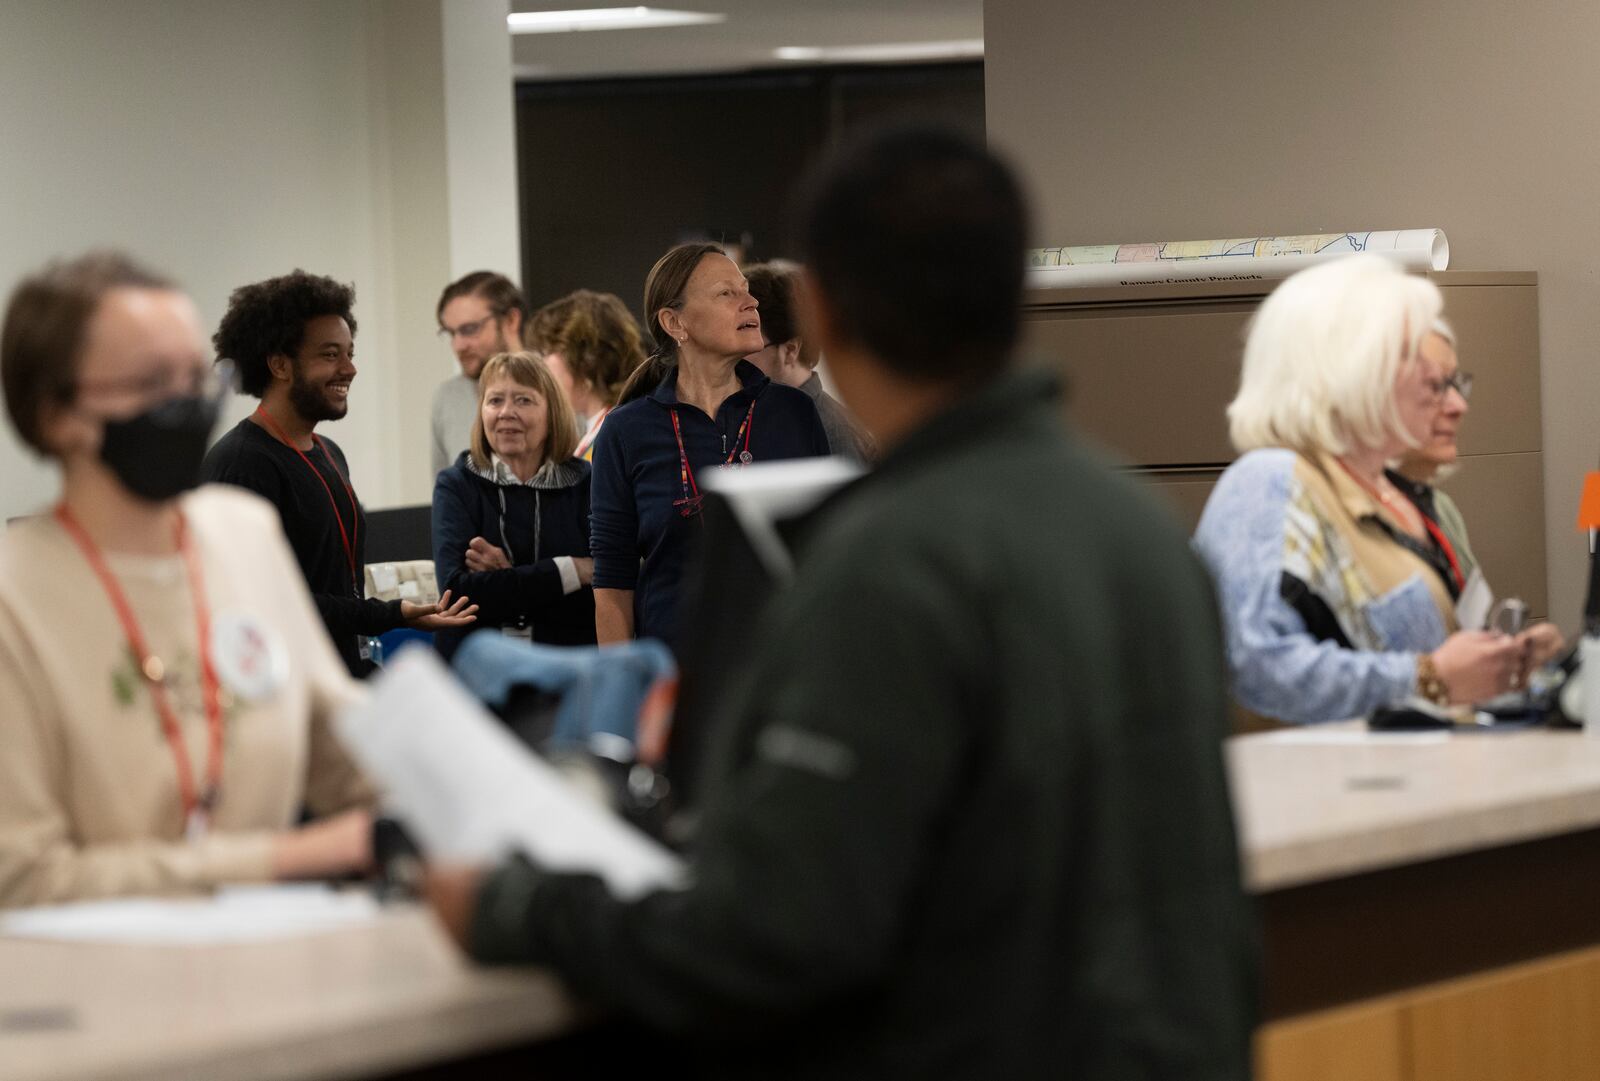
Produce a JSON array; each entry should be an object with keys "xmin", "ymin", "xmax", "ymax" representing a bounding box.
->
[{"xmin": 401, "ymin": 590, "xmax": 479, "ymax": 630}]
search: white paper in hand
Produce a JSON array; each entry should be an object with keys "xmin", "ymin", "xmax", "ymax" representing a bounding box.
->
[
  {"xmin": 1455, "ymin": 568, "xmax": 1492, "ymax": 631},
  {"xmin": 338, "ymin": 649, "xmax": 687, "ymax": 901}
]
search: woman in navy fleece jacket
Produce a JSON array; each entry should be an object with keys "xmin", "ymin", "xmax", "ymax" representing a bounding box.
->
[{"xmin": 590, "ymin": 244, "xmax": 829, "ymax": 648}]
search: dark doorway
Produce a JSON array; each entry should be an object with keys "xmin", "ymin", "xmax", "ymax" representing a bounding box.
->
[{"xmin": 514, "ymin": 62, "xmax": 984, "ymax": 317}]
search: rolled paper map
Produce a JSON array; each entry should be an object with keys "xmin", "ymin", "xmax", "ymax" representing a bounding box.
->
[{"xmin": 1025, "ymin": 229, "xmax": 1448, "ymax": 289}]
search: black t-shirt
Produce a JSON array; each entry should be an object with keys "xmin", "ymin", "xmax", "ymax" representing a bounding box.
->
[{"xmin": 202, "ymin": 417, "xmax": 401, "ymax": 677}]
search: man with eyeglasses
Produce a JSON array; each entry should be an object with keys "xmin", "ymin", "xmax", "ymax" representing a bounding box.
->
[{"xmin": 431, "ymin": 272, "xmax": 529, "ymax": 476}]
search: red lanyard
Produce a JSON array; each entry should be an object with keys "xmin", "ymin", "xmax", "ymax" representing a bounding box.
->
[
  {"xmin": 1335, "ymin": 460, "xmax": 1466, "ymax": 592},
  {"xmin": 669, "ymin": 402, "xmax": 755, "ymax": 518},
  {"xmin": 1416, "ymin": 513, "xmax": 1467, "ymax": 593},
  {"xmin": 254, "ymin": 406, "xmax": 360, "ymax": 591},
  {"xmin": 56, "ymin": 504, "xmax": 224, "ymax": 835}
]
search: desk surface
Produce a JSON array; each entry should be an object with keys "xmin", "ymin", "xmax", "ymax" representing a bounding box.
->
[
  {"xmin": 14, "ymin": 726, "xmax": 1600, "ymax": 1077},
  {"xmin": 1230, "ymin": 725, "xmax": 1600, "ymax": 891},
  {"xmin": 0, "ymin": 904, "xmax": 579, "ymax": 1081}
]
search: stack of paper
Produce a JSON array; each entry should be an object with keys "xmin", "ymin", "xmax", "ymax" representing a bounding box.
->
[{"xmin": 1, "ymin": 885, "xmax": 380, "ymax": 945}]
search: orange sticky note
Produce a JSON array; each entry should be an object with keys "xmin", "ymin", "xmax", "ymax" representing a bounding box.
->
[{"xmin": 1579, "ymin": 472, "xmax": 1600, "ymax": 530}]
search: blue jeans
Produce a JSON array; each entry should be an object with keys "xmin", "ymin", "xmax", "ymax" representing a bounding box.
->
[{"xmin": 451, "ymin": 633, "xmax": 677, "ymax": 750}]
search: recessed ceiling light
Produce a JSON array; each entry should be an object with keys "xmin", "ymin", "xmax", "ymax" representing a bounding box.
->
[
  {"xmin": 508, "ymin": 7, "xmax": 726, "ymax": 34},
  {"xmin": 774, "ymin": 39, "xmax": 984, "ymax": 64}
]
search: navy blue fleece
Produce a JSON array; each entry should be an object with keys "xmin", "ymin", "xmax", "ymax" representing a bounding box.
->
[{"xmin": 589, "ymin": 361, "xmax": 829, "ymax": 646}]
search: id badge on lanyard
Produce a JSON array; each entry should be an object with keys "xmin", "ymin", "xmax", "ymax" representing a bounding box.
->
[
  {"xmin": 355, "ymin": 587, "xmax": 384, "ymax": 664},
  {"xmin": 185, "ymin": 802, "xmax": 213, "ymax": 843}
]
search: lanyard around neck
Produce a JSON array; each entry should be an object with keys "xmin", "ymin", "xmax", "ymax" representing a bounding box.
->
[
  {"xmin": 1419, "ymin": 513, "xmax": 1467, "ymax": 593},
  {"xmin": 1336, "ymin": 459, "xmax": 1466, "ymax": 592},
  {"xmin": 669, "ymin": 401, "xmax": 755, "ymax": 517},
  {"xmin": 577, "ymin": 407, "xmax": 610, "ymax": 459},
  {"xmin": 253, "ymin": 406, "xmax": 360, "ymax": 591},
  {"xmin": 56, "ymin": 503, "xmax": 224, "ymax": 835}
]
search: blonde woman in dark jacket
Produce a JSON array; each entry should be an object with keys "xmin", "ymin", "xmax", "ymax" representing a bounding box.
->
[{"xmin": 431, "ymin": 351, "xmax": 595, "ymax": 660}]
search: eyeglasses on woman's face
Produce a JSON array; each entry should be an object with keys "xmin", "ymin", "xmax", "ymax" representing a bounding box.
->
[
  {"xmin": 76, "ymin": 359, "xmax": 234, "ymax": 416},
  {"xmin": 1423, "ymin": 371, "xmax": 1474, "ymax": 402}
]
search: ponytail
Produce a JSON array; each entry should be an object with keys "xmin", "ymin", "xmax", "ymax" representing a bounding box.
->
[
  {"xmin": 616, "ymin": 352, "xmax": 674, "ymax": 406},
  {"xmin": 626, "ymin": 241, "xmax": 724, "ymax": 406}
]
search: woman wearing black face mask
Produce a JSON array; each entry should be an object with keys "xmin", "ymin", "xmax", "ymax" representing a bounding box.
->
[{"xmin": 0, "ymin": 252, "xmax": 377, "ymax": 907}]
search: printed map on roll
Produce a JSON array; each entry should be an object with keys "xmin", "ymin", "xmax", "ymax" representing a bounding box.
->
[{"xmin": 1025, "ymin": 229, "xmax": 1449, "ymax": 289}]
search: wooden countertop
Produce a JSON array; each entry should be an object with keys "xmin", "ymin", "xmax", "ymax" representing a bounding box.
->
[
  {"xmin": 1230, "ymin": 725, "xmax": 1600, "ymax": 892},
  {"xmin": 0, "ymin": 904, "xmax": 580, "ymax": 1081},
  {"xmin": 14, "ymin": 724, "xmax": 1600, "ymax": 1078}
]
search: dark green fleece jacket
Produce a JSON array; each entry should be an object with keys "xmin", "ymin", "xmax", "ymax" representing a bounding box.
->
[{"xmin": 470, "ymin": 369, "xmax": 1257, "ymax": 1080}]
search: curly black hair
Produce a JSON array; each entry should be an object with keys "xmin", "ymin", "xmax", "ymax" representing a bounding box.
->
[{"xmin": 213, "ymin": 270, "xmax": 357, "ymax": 397}]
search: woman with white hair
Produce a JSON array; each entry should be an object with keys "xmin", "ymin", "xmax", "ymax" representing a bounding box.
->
[
  {"xmin": 1387, "ymin": 320, "xmax": 1566, "ymax": 671},
  {"xmin": 1194, "ymin": 254, "xmax": 1531, "ymax": 725},
  {"xmin": 1388, "ymin": 319, "xmax": 1478, "ymax": 578}
]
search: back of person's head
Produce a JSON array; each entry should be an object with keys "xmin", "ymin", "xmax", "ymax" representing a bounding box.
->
[
  {"xmin": 526, "ymin": 289, "xmax": 647, "ymax": 407},
  {"xmin": 1227, "ymin": 254, "xmax": 1444, "ymax": 457},
  {"xmin": 469, "ymin": 350, "xmax": 580, "ymax": 470},
  {"xmin": 214, "ymin": 270, "xmax": 357, "ymax": 398},
  {"xmin": 794, "ymin": 125, "xmax": 1028, "ymax": 383},
  {"xmin": 743, "ymin": 262, "xmax": 818, "ymax": 370},
  {"xmin": 435, "ymin": 271, "xmax": 529, "ymax": 328},
  {"xmin": 2, "ymin": 251, "xmax": 174, "ymax": 455},
  {"xmin": 617, "ymin": 241, "xmax": 726, "ymax": 405}
]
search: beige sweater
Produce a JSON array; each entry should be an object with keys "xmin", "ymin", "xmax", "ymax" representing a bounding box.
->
[{"xmin": 0, "ymin": 485, "xmax": 373, "ymax": 907}]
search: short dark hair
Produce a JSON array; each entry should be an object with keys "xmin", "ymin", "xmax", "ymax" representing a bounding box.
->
[
  {"xmin": 1, "ymin": 251, "xmax": 173, "ymax": 454},
  {"xmin": 793, "ymin": 126, "xmax": 1028, "ymax": 382},
  {"xmin": 214, "ymin": 271, "xmax": 357, "ymax": 398},
  {"xmin": 436, "ymin": 271, "xmax": 529, "ymax": 326},
  {"xmin": 743, "ymin": 262, "xmax": 817, "ymax": 369}
]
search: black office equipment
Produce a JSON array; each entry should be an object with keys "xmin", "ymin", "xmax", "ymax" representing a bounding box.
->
[
  {"xmin": 669, "ymin": 460, "xmax": 861, "ymax": 810},
  {"xmin": 364, "ymin": 504, "xmax": 433, "ymax": 564}
]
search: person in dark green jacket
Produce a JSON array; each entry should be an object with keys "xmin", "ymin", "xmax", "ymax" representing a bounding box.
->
[{"xmin": 427, "ymin": 126, "xmax": 1256, "ymax": 1079}]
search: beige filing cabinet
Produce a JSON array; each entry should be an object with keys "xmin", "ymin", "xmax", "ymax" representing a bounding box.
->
[{"xmin": 1020, "ymin": 271, "xmax": 1548, "ymax": 616}]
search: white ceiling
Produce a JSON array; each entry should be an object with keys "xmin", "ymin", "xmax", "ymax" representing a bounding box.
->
[{"xmin": 510, "ymin": 0, "xmax": 983, "ymax": 81}]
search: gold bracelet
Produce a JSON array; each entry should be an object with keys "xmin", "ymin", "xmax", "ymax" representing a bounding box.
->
[{"xmin": 1416, "ymin": 653, "xmax": 1451, "ymax": 706}]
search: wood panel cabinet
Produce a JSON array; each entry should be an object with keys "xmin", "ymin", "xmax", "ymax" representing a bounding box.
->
[
  {"xmin": 1258, "ymin": 942, "xmax": 1600, "ymax": 1081},
  {"xmin": 1406, "ymin": 947, "xmax": 1600, "ymax": 1081},
  {"xmin": 1256, "ymin": 999, "xmax": 1407, "ymax": 1081}
]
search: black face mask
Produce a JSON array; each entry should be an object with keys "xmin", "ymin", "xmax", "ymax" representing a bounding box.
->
[{"xmin": 98, "ymin": 393, "xmax": 221, "ymax": 503}]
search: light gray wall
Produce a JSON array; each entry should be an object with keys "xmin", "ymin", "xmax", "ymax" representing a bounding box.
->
[
  {"xmin": 367, "ymin": 0, "xmax": 456, "ymax": 503},
  {"xmin": 0, "ymin": 0, "xmax": 517, "ymax": 519},
  {"xmin": 443, "ymin": 0, "xmax": 522, "ymax": 280},
  {"xmin": 985, "ymin": 0, "xmax": 1600, "ymax": 631}
]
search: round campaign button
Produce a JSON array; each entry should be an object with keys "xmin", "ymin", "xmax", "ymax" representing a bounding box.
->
[{"xmin": 209, "ymin": 611, "xmax": 289, "ymax": 703}]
